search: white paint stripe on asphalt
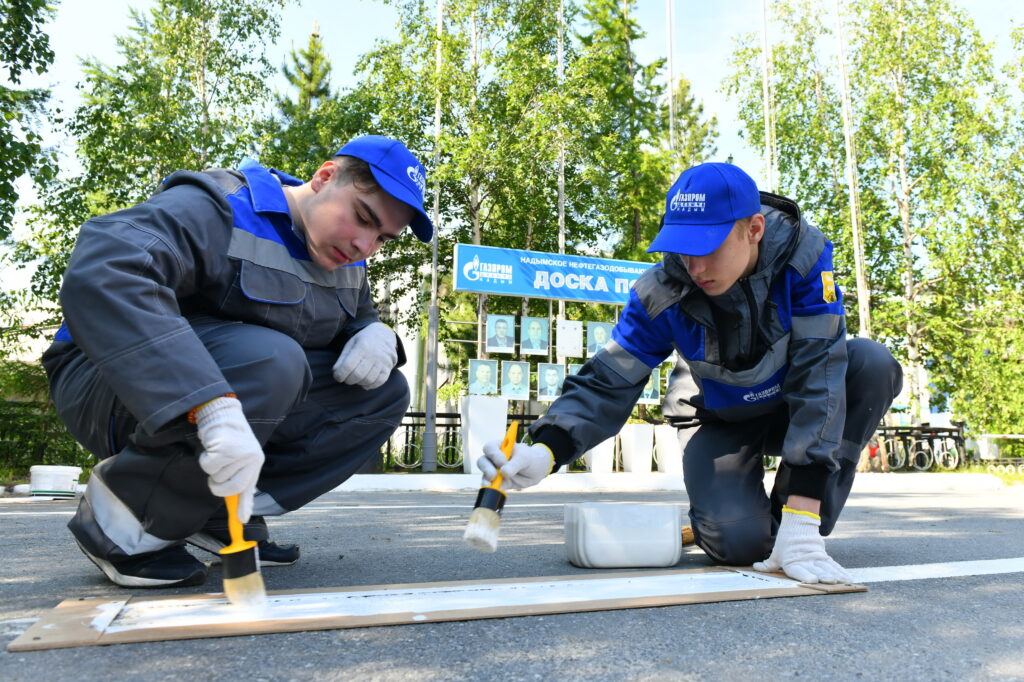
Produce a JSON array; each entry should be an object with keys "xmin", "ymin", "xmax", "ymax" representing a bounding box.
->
[
  {"xmin": 847, "ymin": 557, "xmax": 1024, "ymax": 583},
  {"xmin": 296, "ymin": 503, "xmax": 567, "ymax": 511},
  {"xmin": 0, "ymin": 503, "xmax": 569, "ymax": 517},
  {"xmin": 0, "ymin": 511, "xmax": 74, "ymax": 516},
  {"xmin": 0, "ymin": 617, "xmax": 39, "ymax": 635}
]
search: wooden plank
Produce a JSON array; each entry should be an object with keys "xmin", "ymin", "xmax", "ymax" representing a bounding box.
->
[
  {"xmin": 7, "ymin": 568, "xmax": 866, "ymax": 652},
  {"xmin": 8, "ymin": 598, "xmax": 128, "ymax": 651}
]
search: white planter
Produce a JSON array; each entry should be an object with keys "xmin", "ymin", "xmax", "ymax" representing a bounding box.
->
[
  {"xmin": 619, "ymin": 423, "xmax": 654, "ymax": 473},
  {"xmin": 459, "ymin": 395, "xmax": 510, "ymax": 474},
  {"xmin": 29, "ymin": 465, "xmax": 82, "ymax": 498},
  {"xmin": 654, "ymin": 424, "xmax": 682, "ymax": 474},
  {"xmin": 582, "ymin": 437, "xmax": 615, "ymax": 473}
]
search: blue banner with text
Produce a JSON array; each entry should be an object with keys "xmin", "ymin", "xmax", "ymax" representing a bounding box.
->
[{"xmin": 453, "ymin": 244, "xmax": 655, "ymax": 305}]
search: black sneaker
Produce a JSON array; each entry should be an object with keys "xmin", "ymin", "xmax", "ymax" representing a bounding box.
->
[
  {"xmin": 76, "ymin": 542, "xmax": 207, "ymax": 588},
  {"xmin": 187, "ymin": 515, "xmax": 300, "ymax": 567}
]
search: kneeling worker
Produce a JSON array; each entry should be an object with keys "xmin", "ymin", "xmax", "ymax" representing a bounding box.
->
[
  {"xmin": 478, "ymin": 163, "xmax": 902, "ymax": 583},
  {"xmin": 43, "ymin": 135, "xmax": 432, "ymax": 588}
]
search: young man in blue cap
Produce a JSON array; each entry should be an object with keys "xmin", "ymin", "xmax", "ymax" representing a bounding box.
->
[
  {"xmin": 479, "ymin": 162, "xmax": 903, "ymax": 583},
  {"xmin": 42, "ymin": 135, "xmax": 433, "ymax": 588}
]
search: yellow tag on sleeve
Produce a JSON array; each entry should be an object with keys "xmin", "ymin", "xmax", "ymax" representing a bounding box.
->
[{"xmin": 821, "ymin": 271, "xmax": 836, "ymax": 303}]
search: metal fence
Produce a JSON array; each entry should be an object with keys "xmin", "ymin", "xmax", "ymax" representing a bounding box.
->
[
  {"xmin": 876, "ymin": 423, "xmax": 968, "ymax": 471},
  {"xmin": 369, "ymin": 414, "xmax": 986, "ymax": 474},
  {"xmin": 370, "ymin": 411, "xmax": 544, "ymax": 473}
]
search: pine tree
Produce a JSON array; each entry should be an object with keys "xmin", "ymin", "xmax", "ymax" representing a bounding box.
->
[{"xmin": 276, "ymin": 22, "xmax": 333, "ymax": 118}]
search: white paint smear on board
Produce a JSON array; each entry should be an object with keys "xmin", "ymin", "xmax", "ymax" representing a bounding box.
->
[{"xmin": 106, "ymin": 570, "xmax": 792, "ymax": 632}]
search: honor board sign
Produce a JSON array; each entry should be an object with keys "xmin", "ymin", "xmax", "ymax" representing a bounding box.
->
[{"xmin": 454, "ymin": 244, "xmax": 654, "ymax": 306}]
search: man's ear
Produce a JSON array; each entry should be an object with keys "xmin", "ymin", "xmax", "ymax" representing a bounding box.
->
[
  {"xmin": 310, "ymin": 160, "xmax": 339, "ymax": 193},
  {"xmin": 748, "ymin": 214, "xmax": 766, "ymax": 244}
]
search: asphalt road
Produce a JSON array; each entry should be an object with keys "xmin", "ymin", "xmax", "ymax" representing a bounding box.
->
[{"xmin": 2, "ymin": 475, "xmax": 1023, "ymax": 681}]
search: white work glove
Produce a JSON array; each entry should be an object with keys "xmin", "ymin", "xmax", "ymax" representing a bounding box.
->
[
  {"xmin": 194, "ymin": 396, "xmax": 265, "ymax": 523},
  {"xmin": 333, "ymin": 322, "xmax": 398, "ymax": 390},
  {"xmin": 752, "ymin": 507, "xmax": 852, "ymax": 584},
  {"xmin": 477, "ymin": 442, "xmax": 554, "ymax": 491}
]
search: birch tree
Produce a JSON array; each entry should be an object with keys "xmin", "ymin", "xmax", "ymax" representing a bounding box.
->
[{"xmin": 5, "ymin": 0, "xmax": 286, "ymax": 349}]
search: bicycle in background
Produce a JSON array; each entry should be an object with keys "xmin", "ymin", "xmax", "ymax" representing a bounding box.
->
[{"xmin": 878, "ymin": 424, "xmax": 966, "ymax": 472}]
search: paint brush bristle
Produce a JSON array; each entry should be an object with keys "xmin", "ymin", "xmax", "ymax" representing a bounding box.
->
[
  {"xmin": 463, "ymin": 506, "xmax": 501, "ymax": 552},
  {"xmin": 222, "ymin": 557, "xmax": 267, "ymax": 608},
  {"xmin": 221, "ymin": 494, "xmax": 267, "ymax": 608},
  {"xmin": 464, "ymin": 422, "xmax": 518, "ymax": 553}
]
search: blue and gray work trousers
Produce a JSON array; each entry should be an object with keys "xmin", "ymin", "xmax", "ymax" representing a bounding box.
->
[
  {"xmin": 676, "ymin": 338, "xmax": 904, "ymax": 566},
  {"xmin": 49, "ymin": 320, "xmax": 409, "ymax": 561}
]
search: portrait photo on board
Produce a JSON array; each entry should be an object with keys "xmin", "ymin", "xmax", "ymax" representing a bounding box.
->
[
  {"xmin": 536, "ymin": 363, "xmax": 565, "ymax": 401},
  {"xmin": 519, "ymin": 316, "xmax": 549, "ymax": 355},
  {"xmin": 555, "ymin": 318, "xmax": 583, "ymax": 358},
  {"xmin": 501, "ymin": 361, "xmax": 531, "ymax": 399},
  {"xmin": 638, "ymin": 369, "xmax": 661, "ymax": 405},
  {"xmin": 485, "ymin": 314, "xmax": 515, "ymax": 353},
  {"xmin": 468, "ymin": 358, "xmax": 499, "ymax": 395},
  {"xmin": 586, "ymin": 321, "xmax": 614, "ymax": 356},
  {"xmin": 568, "ymin": 363, "xmax": 584, "ymax": 376}
]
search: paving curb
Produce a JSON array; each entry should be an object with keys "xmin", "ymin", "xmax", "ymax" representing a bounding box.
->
[
  {"xmin": 333, "ymin": 471, "xmax": 1006, "ymax": 494},
  {"xmin": 0, "ymin": 472, "xmax": 1006, "ymax": 500}
]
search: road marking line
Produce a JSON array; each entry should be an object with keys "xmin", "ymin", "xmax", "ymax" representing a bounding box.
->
[
  {"xmin": 0, "ymin": 503, "xmax": 568, "ymax": 517},
  {"xmin": 0, "ymin": 511, "xmax": 74, "ymax": 516},
  {"xmin": 847, "ymin": 557, "xmax": 1024, "ymax": 583}
]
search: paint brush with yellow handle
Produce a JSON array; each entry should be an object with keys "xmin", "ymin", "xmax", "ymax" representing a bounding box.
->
[
  {"xmin": 463, "ymin": 421, "xmax": 519, "ymax": 552},
  {"xmin": 220, "ymin": 493, "xmax": 267, "ymax": 608}
]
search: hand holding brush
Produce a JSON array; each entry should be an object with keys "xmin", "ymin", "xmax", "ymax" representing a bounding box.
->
[{"xmin": 464, "ymin": 423, "xmax": 554, "ymax": 552}]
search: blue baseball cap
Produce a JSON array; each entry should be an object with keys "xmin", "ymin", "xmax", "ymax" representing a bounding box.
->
[
  {"xmin": 647, "ymin": 163, "xmax": 761, "ymax": 256},
  {"xmin": 335, "ymin": 135, "xmax": 434, "ymax": 242}
]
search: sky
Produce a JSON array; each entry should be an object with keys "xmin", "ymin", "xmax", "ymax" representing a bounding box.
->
[
  {"xmin": 24, "ymin": 0, "xmax": 1021, "ymax": 184},
  {"xmin": 5, "ymin": 0, "xmax": 1022, "ymax": 290}
]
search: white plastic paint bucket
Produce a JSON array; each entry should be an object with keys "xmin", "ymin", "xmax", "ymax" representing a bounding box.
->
[
  {"xmin": 565, "ymin": 503, "xmax": 682, "ymax": 569},
  {"xmin": 29, "ymin": 465, "xmax": 82, "ymax": 498}
]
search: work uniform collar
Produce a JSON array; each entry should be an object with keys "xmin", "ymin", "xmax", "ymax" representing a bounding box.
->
[{"xmin": 237, "ymin": 159, "xmax": 303, "ymax": 216}]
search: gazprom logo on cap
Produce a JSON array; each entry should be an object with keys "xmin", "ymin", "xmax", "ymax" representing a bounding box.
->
[
  {"xmin": 669, "ymin": 190, "xmax": 706, "ymax": 213},
  {"xmin": 462, "ymin": 254, "xmax": 513, "ymax": 284},
  {"xmin": 407, "ymin": 166, "xmax": 426, "ymax": 198}
]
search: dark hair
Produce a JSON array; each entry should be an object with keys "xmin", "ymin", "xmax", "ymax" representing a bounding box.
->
[{"xmin": 332, "ymin": 155, "xmax": 382, "ymax": 193}]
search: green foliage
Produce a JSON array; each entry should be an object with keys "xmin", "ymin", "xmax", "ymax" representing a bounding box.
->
[
  {"xmin": 0, "ymin": 361, "xmax": 90, "ymax": 481},
  {"xmin": 0, "ymin": 0, "xmax": 56, "ymax": 240},
  {"xmin": 726, "ymin": 0, "xmax": 1018, "ymax": 428},
  {"xmin": 276, "ymin": 23, "xmax": 333, "ymax": 117},
  {"xmin": 577, "ymin": 0, "xmax": 669, "ymax": 259},
  {"xmin": 3, "ymin": 0, "xmax": 288, "ymax": 358}
]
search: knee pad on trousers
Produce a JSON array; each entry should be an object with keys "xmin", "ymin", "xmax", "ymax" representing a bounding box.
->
[{"xmin": 692, "ymin": 514, "xmax": 774, "ymax": 566}]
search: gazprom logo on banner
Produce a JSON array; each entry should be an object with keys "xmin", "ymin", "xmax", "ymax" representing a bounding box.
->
[
  {"xmin": 462, "ymin": 254, "xmax": 514, "ymax": 284},
  {"xmin": 669, "ymin": 190, "xmax": 706, "ymax": 213}
]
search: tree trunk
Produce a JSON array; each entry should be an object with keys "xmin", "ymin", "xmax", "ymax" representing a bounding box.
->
[
  {"xmin": 834, "ymin": 0, "xmax": 871, "ymax": 338},
  {"xmin": 892, "ymin": 6, "xmax": 922, "ymax": 422}
]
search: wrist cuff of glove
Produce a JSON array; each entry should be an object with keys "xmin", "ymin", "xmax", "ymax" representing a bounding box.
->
[
  {"xmin": 530, "ymin": 425, "xmax": 573, "ymax": 472},
  {"xmin": 188, "ymin": 393, "xmax": 239, "ymax": 425},
  {"xmin": 782, "ymin": 505, "xmax": 821, "ymax": 521}
]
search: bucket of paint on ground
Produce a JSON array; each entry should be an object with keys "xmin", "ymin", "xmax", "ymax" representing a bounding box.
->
[
  {"xmin": 564, "ymin": 503, "xmax": 682, "ymax": 569},
  {"xmin": 29, "ymin": 465, "xmax": 82, "ymax": 498}
]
